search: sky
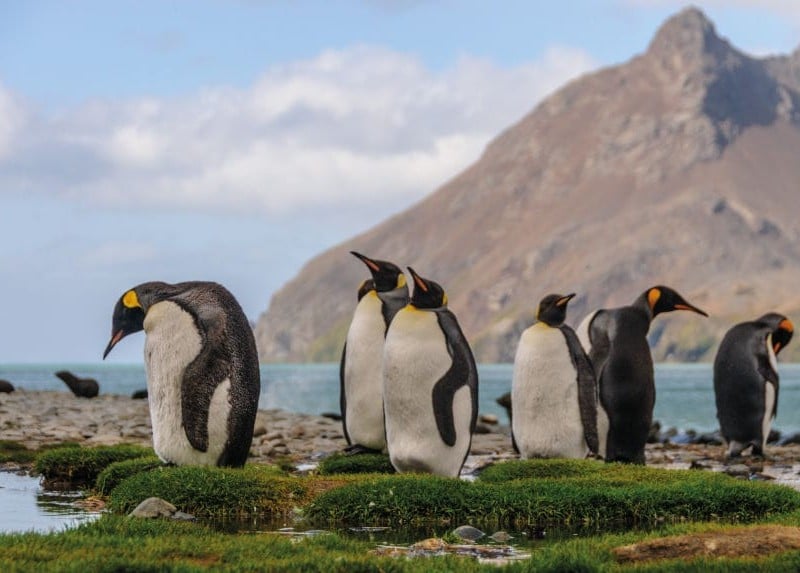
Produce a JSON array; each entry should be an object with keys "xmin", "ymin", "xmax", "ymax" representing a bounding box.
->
[{"xmin": 1, "ymin": 1, "xmax": 798, "ymax": 363}]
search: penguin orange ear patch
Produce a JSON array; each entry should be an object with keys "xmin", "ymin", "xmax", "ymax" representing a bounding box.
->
[
  {"xmin": 647, "ymin": 288, "xmax": 661, "ymax": 310},
  {"xmin": 122, "ymin": 290, "xmax": 141, "ymax": 309},
  {"xmin": 780, "ymin": 319, "xmax": 794, "ymax": 333}
]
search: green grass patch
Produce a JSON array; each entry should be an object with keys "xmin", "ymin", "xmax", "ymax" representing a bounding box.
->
[
  {"xmin": 108, "ymin": 464, "xmax": 303, "ymax": 517},
  {"xmin": 95, "ymin": 455, "xmax": 163, "ymax": 495},
  {"xmin": 34, "ymin": 444, "xmax": 154, "ymax": 486},
  {"xmin": 0, "ymin": 441, "xmax": 82, "ymax": 465},
  {"xmin": 306, "ymin": 461, "xmax": 800, "ymax": 527},
  {"xmin": 317, "ymin": 452, "xmax": 395, "ymax": 475}
]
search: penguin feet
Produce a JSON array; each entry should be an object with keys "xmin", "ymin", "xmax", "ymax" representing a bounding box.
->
[{"xmin": 343, "ymin": 444, "xmax": 383, "ymax": 456}]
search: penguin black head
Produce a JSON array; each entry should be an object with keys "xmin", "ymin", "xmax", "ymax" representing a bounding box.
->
[
  {"xmin": 407, "ymin": 267, "xmax": 447, "ymax": 310},
  {"xmin": 643, "ymin": 286, "xmax": 708, "ymax": 318},
  {"xmin": 350, "ymin": 251, "xmax": 406, "ymax": 293},
  {"xmin": 757, "ymin": 313, "xmax": 794, "ymax": 355},
  {"xmin": 536, "ymin": 293, "xmax": 575, "ymax": 327},
  {"xmin": 103, "ymin": 288, "xmax": 147, "ymax": 359}
]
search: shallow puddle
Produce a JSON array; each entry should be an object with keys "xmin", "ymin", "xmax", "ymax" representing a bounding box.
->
[{"xmin": 0, "ymin": 471, "xmax": 101, "ymax": 534}]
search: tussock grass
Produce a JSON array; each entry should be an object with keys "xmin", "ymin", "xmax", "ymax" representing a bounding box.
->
[
  {"xmin": 34, "ymin": 444, "xmax": 154, "ymax": 485},
  {"xmin": 108, "ymin": 464, "xmax": 299, "ymax": 517},
  {"xmin": 316, "ymin": 452, "xmax": 395, "ymax": 475},
  {"xmin": 307, "ymin": 460, "xmax": 800, "ymax": 527},
  {"xmin": 95, "ymin": 455, "xmax": 163, "ymax": 495},
  {"xmin": 0, "ymin": 441, "xmax": 81, "ymax": 465}
]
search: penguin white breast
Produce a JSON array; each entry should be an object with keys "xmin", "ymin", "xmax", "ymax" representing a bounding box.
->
[
  {"xmin": 512, "ymin": 323, "xmax": 586, "ymax": 459},
  {"xmin": 383, "ymin": 307, "xmax": 469, "ymax": 477},
  {"xmin": 343, "ymin": 292, "xmax": 387, "ymax": 450},
  {"xmin": 144, "ymin": 301, "xmax": 232, "ymax": 465},
  {"xmin": 575, "ymin": 310, "xmax": 598, "ymax": 354},
  {"xmin": 763, "ymin": 334, "xmax": 778, "ymax": 448}
]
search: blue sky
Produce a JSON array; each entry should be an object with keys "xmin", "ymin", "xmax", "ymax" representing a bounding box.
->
[{"xmin": 1, "ymin": 1, "xmax": 798, "ymax": 363}]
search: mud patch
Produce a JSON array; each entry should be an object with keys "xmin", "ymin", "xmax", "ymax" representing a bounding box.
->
[{"xmin": 614, "ymin": 525, "xmax": 800, "ymax": 564}]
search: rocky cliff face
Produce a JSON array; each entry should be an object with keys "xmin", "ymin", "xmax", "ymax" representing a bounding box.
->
[{"xmin": 255, "ymin": 8, "xmax": 800, "ymax": 363}]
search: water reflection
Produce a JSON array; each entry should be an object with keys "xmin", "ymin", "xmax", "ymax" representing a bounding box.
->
[{"xmin": 0, "ymin": 471, "xmax": 100, "ymax": 534}]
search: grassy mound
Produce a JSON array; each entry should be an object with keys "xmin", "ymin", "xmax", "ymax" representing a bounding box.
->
[
  {"xmin": 307, "ymin": 461, "xmax": 800, "ymax": 527},
  {"xmin": 0, "ymin": 441, "xmax": 81, "ymax": 466},
  {"xmin": 108, "ymin": 464, "xmax": 302, "ymax": 517},
  {"xmin": 34, "ymin": 444, "xmax": 154, "ymax": 485},
  {"xmin": 95, "ymin": 455, "xmax": 163, "ymax": 495},
  {"xmin": 316, "ymin": 452, "xmax": 395, "ymax": 475}
]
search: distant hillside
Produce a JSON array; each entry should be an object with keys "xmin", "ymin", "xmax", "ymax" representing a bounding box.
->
[{"xmin": 255, "ymin": 8, "xmax": 800, "ymax": 363}]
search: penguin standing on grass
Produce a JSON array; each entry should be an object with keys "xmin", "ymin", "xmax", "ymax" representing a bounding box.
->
[
  {"xmin": 103, "ymin": 281, "xmax": 260, "ymax": 467},
  {"xmin": 512, "ymin": 293, "xmax": 598, "ymax": 459},
  {"xmin": 576, "ymin": 286, "xmax": 707, "ymax": 464},
  {"xmin": 714, "ymin": 313, "xmax": 793, "ymax": 458},
  {"xmin": 383, "ymin": 267, "xmax": 478, "ymax": 477},
  {"xmin": 340, "ymin": 252, "xmax": 409, "ymax": 453}
]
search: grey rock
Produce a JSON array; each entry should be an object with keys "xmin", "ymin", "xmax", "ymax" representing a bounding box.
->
[
  {"xmin": 452, "ymin": 525, "xmax": 485, "ymax": 542},
  {"xmin": 172, "ymin": 511, "xmax": 196, "ymax": 521},
  {"xmin": 724, "ymin": 464, "xmax": 750, "ymax": 478},
  {"xmin": 490, "ymin": 531, "xmax": 512, "ymax": 543},
  {"xmin": 130, "ymin": 497, "xmax": 177, "ymax": 518}
]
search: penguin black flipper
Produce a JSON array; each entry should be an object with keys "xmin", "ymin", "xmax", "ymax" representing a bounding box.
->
[
  {"xmin": 178, "ymin": 287, "xmax": 261, "ymax": 466},
  {"xmin": 339, "ymin": 342, "xmax": 352, "ymax": 445},
  {"xmin": 559, "ymin": 325, "xmax": 599, "ymax": 455},
  {"xmin": 432, "ymin": 309, "xmax": 478, "ymax": 447}
]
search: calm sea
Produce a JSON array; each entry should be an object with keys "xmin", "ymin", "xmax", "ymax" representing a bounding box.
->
[{"xmin": 3, "ymin": 363, "xmax": 800, "ymax": 433}]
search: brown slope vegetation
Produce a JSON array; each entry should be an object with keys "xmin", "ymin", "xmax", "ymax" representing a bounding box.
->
[{"xmin": 255, "ymin": 7, "xmax": 800, "ymax": 363}]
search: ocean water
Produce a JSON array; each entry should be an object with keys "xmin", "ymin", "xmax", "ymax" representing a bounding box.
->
[{"xmin": 3, "ymin": 362, "xmax": 800, "ymax": 433}]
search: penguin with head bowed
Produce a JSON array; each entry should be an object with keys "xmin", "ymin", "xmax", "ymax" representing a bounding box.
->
[
  {"xmin": 512, "ymin": 293, "xmax": 598, "ymax": 459},
  {"xmin": 103, "ymin": 281, "xmax": 260, "ymax": 467},
  {"xmin": 340, "ymin": 251, "xmax": 409, "ymax": 453},
  {"xmin": 714, "ymin": 313, "xmax": 793, "ymax": 458},
  {"xmin": 382, "ymin": 267, "xmax": 478, "ymax": 477},
  {"xmin": 576, "ymin": 286, "xmax": 707, "ymax": 464}
]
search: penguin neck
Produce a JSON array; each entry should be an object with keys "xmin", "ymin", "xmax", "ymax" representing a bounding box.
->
[{"xmin": 630, "ymin": 293, "xmax": 656, "ymax": 325}]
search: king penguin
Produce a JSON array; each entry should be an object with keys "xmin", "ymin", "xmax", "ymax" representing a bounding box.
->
[
  {"xmin": 383, "ymin": 267, "xmax": 478, "ymax": 477},
  {"xmin": 714, "ymin": 313, "xmax": 794, "ymax": 458},
  {"xmin": 512, "ymin": 293, "xmax": 598, "ymax": 459},
  {"xmin": 340, "ymin": 251, "xmax": 409, "ymax": 453},
  {"xmin": 576, "ymin": 286, "xmax": 707, "ymax": 464},
  {"xmin": 103, "ymin": 281, "xmax": 261, "ymax": 467}
]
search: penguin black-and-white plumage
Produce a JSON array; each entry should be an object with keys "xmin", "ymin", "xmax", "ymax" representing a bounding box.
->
[
  {"xmin": 512, "ymin": 293, "xmax": 598, "ymax": 459},
  {"xmin": 383, "ymin": 267, "xmax": 478, "ymax": 477},
  {"xmin": 340, "ymin": 252, "xmax": 409, "ymax": 452},
  {"xmin": 714, "ymin": 313, "xmax": 793, "ymax": 458},
  {"xmin": 103, "ymin": 281, "xmax": 260, "ymax": 467},
  {"xmin": 576, "ymin": 286, "xmax": 707, "ymax": 464}
]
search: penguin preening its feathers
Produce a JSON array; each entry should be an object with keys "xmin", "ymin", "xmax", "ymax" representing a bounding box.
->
[
  {"xmin": 383, "ymin": 266, "xmax": 478, "ymax": 477},
  {"xmin": 103, "ymin": 281, "xmax": 260, "ymax": 467},
  {"xmin": 577, "ymin": 286, "xmax": 707, "ymax": 464},
  {"xmin": 512, "ymin": 293, "xmax": 598, "ymax": 459},
  {"xmin": 340, "ymin": 252, "xmax": 409, "ymax": 452},
  {"xmin": 714, "ymin": 312, "xmax": 794, "ymax": 458}
]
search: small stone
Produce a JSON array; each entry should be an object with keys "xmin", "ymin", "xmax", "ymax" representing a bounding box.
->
[
  {"xmin": 171, "ymin": 511, "xmax": 196, "ymax": 521},
  {"xmin": 413, "ymin": 538, "xmax": 447, "ymax": 551},
  {"xmin": 479, "ymin": 414, "xmax": 499, "ymax": 425},
  {"xmin": 452, "ymin": 525, "xmax": 485, "ymax": 542},
  {"xmin": 724, "ymin": 464, "xmax": 750, "ymax": 478},
  {"xmin": 130, "ymin": 497, "xmax": 177, "ymax": 519},
  {"xmin": 252, "ymin": 423, "xmax": 267, "ymax": 437},
  {"xmin": 490, "ymin": 531, "xmax": 512, "ymax": 542}
]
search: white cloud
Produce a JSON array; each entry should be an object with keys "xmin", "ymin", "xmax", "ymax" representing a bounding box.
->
[{"xmin": 0, "ymin": 45, "xmax": 596, "ymax": 215}]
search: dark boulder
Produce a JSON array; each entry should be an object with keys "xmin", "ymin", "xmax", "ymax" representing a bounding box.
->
[{"xmin": 0, "ymin": 379, "xmax": 14, "ymax": 393}]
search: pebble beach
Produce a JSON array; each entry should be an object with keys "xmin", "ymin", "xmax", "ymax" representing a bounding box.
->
[{"xmin": 3, "ymin": 389, "xmax": 800, "ymax": 489}]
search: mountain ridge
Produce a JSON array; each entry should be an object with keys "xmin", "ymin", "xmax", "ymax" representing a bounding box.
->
[{"xmin": 255, "ymin": 7, "xmax": 800, "ymax": 363}]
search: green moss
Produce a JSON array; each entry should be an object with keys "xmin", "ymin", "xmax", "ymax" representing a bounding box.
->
[
  {"xmin": 307, "ymin": 464, "xmax": 800, "ymax": 527},
  {"xmin": 95, "ymin": 455, "xmax": 164, "ymax": 495},
  {"xmin": 0, "ymin": 441, "xmax": 36, "ymax": 465},
  {"xmin": 108, "ymin": 464, "xmax": 298, "ymax": 517},
  {"xmin": 34, "ymin": 444, "xmax": 154, "ymax": 486},
  {"xmin": 317, "ymin": 452, "xmax": 395, "ymax": 475}
]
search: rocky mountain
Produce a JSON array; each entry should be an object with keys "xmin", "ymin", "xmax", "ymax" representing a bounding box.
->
[{"xmin": 255, "ymin": 8, "xmax": 800, "ymax": 363}]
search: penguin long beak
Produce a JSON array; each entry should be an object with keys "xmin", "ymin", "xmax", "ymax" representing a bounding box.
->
[
  {"xmin": 556, "ymin": 293, "xmax": 576, "ymax": 307},
  {"xmin": 350, "ymin": 251, "xmax": 380, "ymax": 273},
  {"xmin": 407, "ymin": 267, "xmax": 428, "ymax": 293},
  {"xmin": 674, "ymin": 303, "xmax": 709, "ymax": 317},
  {"xmin": 103, "ymin": 330, "xmax": 125, "ymax": 360}
]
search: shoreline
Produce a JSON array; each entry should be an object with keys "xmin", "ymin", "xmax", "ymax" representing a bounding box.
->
[{"xmin": 3, "ymin": 389, "xmax": 800, "ymax": 489}]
